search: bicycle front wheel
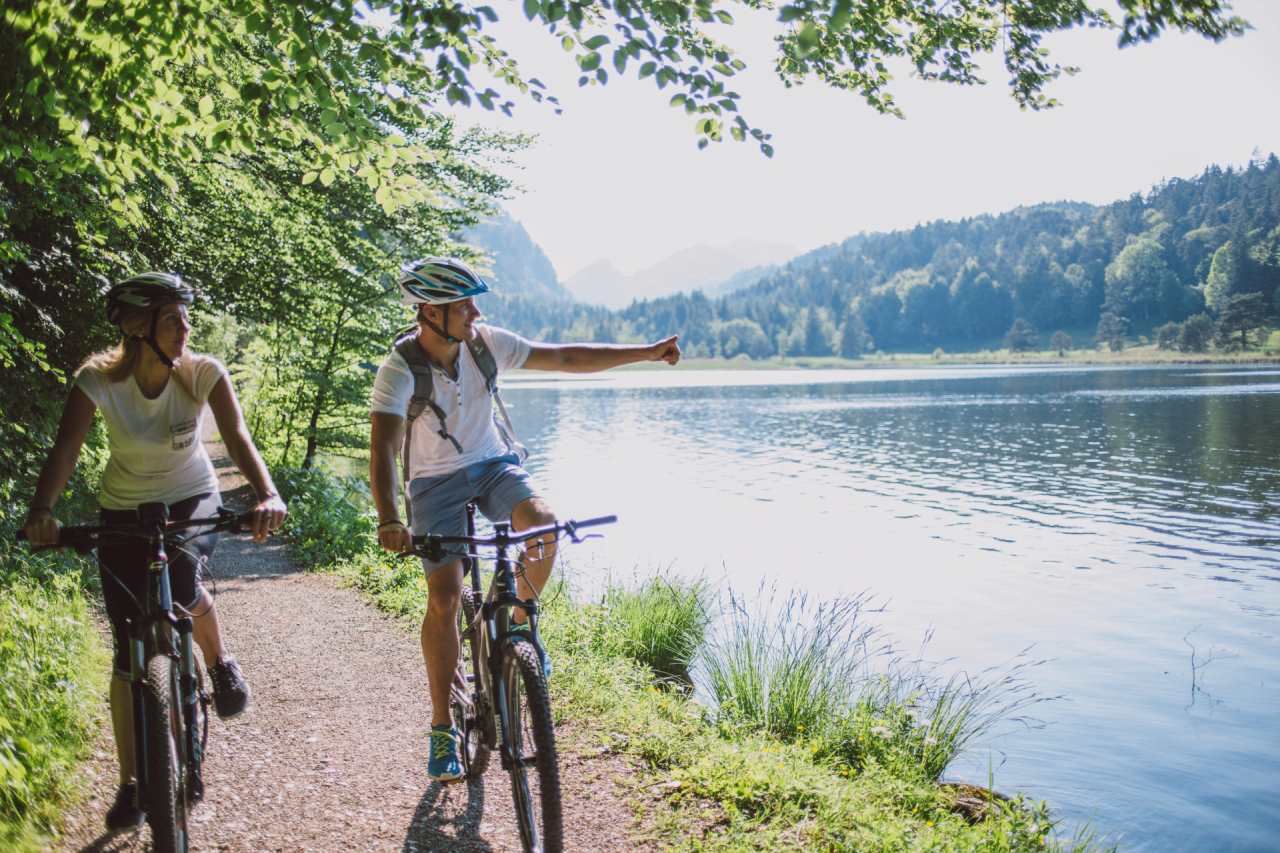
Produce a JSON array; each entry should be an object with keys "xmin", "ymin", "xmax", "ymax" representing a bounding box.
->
[
  {"xmin": 454, "ymin": 585, "xmax": 490, "ymax": 776},
  {"xmin": 143, "ymin": 653, "xmax": 187, "ymax": 853},
  {"xmin": 500, "ymin": 638, "xmax": 563, "ymax": 853}
]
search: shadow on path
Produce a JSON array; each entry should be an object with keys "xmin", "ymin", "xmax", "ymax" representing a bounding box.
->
[{"xmin": 403, "ymin": 777, "xmax": 493, "ymax": 852}]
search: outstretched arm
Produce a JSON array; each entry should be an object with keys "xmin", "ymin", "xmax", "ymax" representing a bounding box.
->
[
  {"xmin": 522, "ymin": 335, "xmax": 681, "ymax": 373},
  {"xmin": 208, "ymin": 377, "xmax": 287, "ymax": 542}
]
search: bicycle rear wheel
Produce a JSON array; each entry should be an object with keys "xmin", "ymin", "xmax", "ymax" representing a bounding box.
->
[
  {"xmin": 454, "ymin": 585, "xmax": 490, "ymax": 776},
  {"xmin": 143, "ymin": 653, "xmax": 187, "ymax": 853},
  {"xmin": 500, "ymin": 638, "xmax": 563, "ymax": 853}
]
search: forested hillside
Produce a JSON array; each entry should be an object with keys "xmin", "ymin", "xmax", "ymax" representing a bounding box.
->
[
  {"xmin": 490, "ymin": 158, "xmax": 1280, "ymax": 358},
  {"xmin": 463, "ymin": 211, "xmax": 572, "ymax": 303}
]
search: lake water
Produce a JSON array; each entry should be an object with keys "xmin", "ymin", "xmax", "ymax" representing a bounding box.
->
[{"xmin": 498, "ymin": 364, "xmax": 1280, "ymax": 852}]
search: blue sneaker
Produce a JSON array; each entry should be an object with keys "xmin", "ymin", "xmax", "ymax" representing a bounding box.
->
[
  {"xmin": 428, "ymin": 725, "xmax": 463, "ymax": 781},
  {"xmin": 510, "ymin": 621, "xmax": 552, "ymax": 680}
]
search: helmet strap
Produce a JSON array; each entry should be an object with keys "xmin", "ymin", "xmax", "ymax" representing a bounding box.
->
[
  {"xmin": 144, "ymin": 309, "xmax": 176, "ymax": 369},
  {"xmin": 421, "ymin": 303, "xmax": 462, "ymax": 344}
]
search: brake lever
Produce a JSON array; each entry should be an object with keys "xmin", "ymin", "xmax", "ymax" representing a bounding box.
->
[{"xmin": 563, "ymin": 522, "xmax": 605, "ymax": 546}]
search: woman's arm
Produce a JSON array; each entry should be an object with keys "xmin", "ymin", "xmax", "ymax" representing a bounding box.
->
[
  {"xmin": 23, "ymin": 387, "xmax": 97, "ymax": 545},
  {"xmin": 208, "ymin": 376, "xmax": 286, "ymax": 541}
]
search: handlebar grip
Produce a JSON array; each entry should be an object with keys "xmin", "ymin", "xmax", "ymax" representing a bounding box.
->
[{"xmin": 572, "ymin": 515, "xmax": 618, "ymax": 528}]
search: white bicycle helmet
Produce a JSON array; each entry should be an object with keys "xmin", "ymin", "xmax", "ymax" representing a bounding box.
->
[{"xmin": 398, "ymin": 257, "xmax": 490, "ymax": 305}]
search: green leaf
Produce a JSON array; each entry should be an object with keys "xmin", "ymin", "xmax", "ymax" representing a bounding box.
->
[
  {"xmin": 584, "ymin": 35, "xmax": 609, "ymax": 50},
  {"xmin": 523, "ymin": 0, "xmax": 540, "ymax": 19},
  {"xmin": 797, "ymin": 23, "xmax": 820, "ymax": 54},
  {"xmin": 579, "ymin": 52, "xmax": 601, "ymax": 72},
  {"xmin": 319, "ymin": 167, "xmax": 335, "ymax": 187},
  {"xmin": 639, "ymin": 62, "xmax": 656, "ymax": 78},
  {"xmin": 830, "ymin": 0, "xmax": 854, "ymax": 31},
  {"xmin": 198, "ymin": 95, "xmax": 214, "ymax": 117},
  {"xmin": 301, "ymin": 171, "xmax": 318, "ymax": 185},
  {"xmin": 779, "ymin": 6, "xmax": 804, "ymax": 23}
]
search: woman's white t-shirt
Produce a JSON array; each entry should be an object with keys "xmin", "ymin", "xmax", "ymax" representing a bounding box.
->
[
  {"xmin": 369, "ymin": 324, "xmax": 530, "ymax": 481},
  {"xmin": 74, "ymin": 354, "xmax": 228, "ymax": 509}
]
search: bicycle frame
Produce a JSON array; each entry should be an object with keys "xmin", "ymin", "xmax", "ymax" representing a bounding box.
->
[{"xmin": 461, "ymin": 506, "xmax": 546, "ymax": 765}]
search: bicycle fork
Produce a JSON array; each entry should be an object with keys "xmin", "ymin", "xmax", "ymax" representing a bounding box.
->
[{"xmin": 176, "ymin": 617, "xmax": 207, "ymax": 804}]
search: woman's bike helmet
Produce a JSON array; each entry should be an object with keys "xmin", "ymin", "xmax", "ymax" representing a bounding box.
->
[
  {"xmin": 398, "ymin": 257, "xmax": 490, "ymax": 343},
  {"xmin": 105, "ymin": 272, "xmax": 195, "ymax": 367}
]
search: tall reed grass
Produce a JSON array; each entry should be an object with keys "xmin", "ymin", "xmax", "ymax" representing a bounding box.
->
[
  {"xmin": 702, "ymin": 588, "xmax": 1050, "ymax": 780},
  {"xmin": 601, "ymin": 575, "xmax": 710, "ymax": 683}
]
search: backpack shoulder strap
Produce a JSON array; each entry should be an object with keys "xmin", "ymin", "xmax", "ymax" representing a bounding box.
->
[
  {"xmin": 465, "ymin": 328, "xmax": 528, "ymax": 465},
  {"xmin": 391, "ymin": 333, "xmax": 462, "ymax": 525},
  {"xmin": 465, "ymin": 331, "xmax": 499, "ymax": 395},
  {"xmin": 394, "ymin": 333, "xmax": 435, "ymax": 425}
]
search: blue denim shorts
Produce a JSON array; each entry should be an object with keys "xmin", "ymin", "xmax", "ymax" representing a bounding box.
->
[{"xmin": 408, "ymin": 453, "xmax": 537, "ymax": 575}]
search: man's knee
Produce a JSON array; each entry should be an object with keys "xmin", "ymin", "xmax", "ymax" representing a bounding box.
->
[
  {"xmin": 426, "ymin": 561, "xmax": 464, "ymax": 615},
  {"xmin": 512, "ymin": 497, "xmax": 556, "ymax": 530}
]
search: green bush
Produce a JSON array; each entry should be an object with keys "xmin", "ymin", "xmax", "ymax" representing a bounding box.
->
[
  {"xmin": 600, "ymin": 575, "xmax": 710, "ymax": 683},
  {"xmin": 275, "ymin": 467, "xmax": 376, "ymax": 568},
  {"xmin": 0, "ymin": 573, "xmax": 107, "ymax": 849}
]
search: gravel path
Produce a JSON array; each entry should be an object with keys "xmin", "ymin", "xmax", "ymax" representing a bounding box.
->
[{"xmin": 55, "ymin": 449, "xmax": 657, "ymax": 852}]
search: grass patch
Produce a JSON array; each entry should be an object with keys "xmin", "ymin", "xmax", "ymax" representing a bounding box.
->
[
  {"xmin": 0, "ymin": 566, "xmax": 108, "ymax": 850},
  {"xmin": 600, "ymin": 575, "xmax": 710, "ymax": 684}
]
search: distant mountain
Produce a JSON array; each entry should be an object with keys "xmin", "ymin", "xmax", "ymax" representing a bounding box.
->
[
  {"xmin": 562, "ymin": 259, "xmax": 628, "ymax": 307},
  {"xmin": 462, "ymin": 212, "xmax": 572, "ymax": 302},
  {"xmin": 703, "ymin": 263, "xmax": 779, "ymax": 298},
  {"xmin": 566, "ymin": 240, "xmax": 798, "ymax": 308}
]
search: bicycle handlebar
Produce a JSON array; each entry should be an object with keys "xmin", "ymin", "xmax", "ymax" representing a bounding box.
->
[
  {"xmin": 407, "ymin": 514, "xmax": 617, "ymax": 555},
  {"xmin": 16, "ymin": 508, "xmax": 261, "ymax": 553}
]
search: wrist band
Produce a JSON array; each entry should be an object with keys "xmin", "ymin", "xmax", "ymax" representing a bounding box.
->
[{"xmin": 378, "ymin": 520, "xmax": 404, "ymax": 530}]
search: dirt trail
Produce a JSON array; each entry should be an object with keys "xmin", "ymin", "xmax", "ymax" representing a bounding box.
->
[{"xmin": 55, "ymin": 449, "xmax": 656, "ymax": 852}]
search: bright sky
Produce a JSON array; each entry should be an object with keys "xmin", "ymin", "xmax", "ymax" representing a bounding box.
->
[{"xmin": 454, "ymin": 1, "xmax": 1280, "ymax": 280}]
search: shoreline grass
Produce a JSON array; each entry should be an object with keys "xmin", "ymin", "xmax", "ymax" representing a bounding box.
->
[{"xmin": 278, "ymin": 468, "xmax": 1109, "ymax": 851}]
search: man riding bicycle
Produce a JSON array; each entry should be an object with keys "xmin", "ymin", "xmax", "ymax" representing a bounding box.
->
[{"xmin": 368, "ymin": 256, "xmax": 680, "ymax": 781}]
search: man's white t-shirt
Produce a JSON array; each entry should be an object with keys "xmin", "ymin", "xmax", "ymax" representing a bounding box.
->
[
  {"xmin": 74, "ymin": 354, "xmax": 228, "ymax": 509},
  {"xmin": 369, "ymin": 324, "xmax": 531, "ymax": 481}
]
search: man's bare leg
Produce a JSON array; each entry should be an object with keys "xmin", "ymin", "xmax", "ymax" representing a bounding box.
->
[
  {"xmin": 510, "ymin": 497, "xmax": 558, "ymax": 623},
  {"xmin": 423, "ymin": 560, "xmax": 464, "ymax": 728}
]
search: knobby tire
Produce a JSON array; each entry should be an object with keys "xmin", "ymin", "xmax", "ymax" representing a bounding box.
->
[
  {"xmin": 501, "ymin": 638, "xmax": 563, "ymax": 853},
  {"xmin": 143, "ymin": 653, "xmax": 187, "ymax": 853}
]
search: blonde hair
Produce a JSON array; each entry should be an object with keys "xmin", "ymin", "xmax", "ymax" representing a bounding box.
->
[{"xmin": 79, "ymin": 304, "xmax": 198, "ymax": 401}]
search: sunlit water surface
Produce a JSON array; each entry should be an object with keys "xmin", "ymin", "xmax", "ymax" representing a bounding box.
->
[{"xmin": 497, "ymin": 364, "xmax": 1280, "ymax": 852}]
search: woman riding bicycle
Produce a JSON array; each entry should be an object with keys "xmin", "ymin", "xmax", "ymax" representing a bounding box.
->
[{"xmin": 21, "ymin": 272, "xmax": 286, "ymax": 835}]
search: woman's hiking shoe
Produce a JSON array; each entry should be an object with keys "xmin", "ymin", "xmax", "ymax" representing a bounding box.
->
[
  {"xmin": 428, "ymin": 725, "xmax": 464, "ymax": 781},
  {"xmin": 510, "ymin": 622, "xmax": 552, "ymax": 679},
  {"xmin": 207, "ymin": 657, "xmax": 251, "ymax": 719},
  {"xmin": 105, "ymin": 782, "xmax": 144, "ymax": 834}
]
